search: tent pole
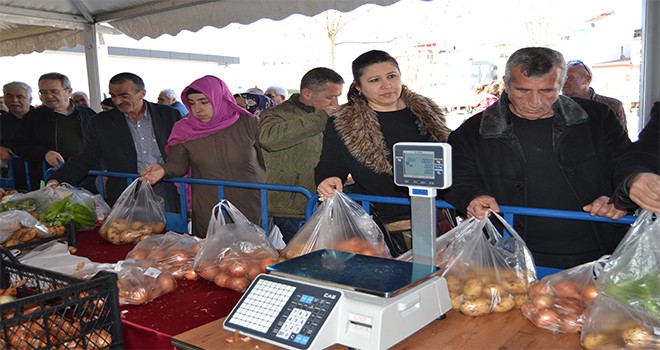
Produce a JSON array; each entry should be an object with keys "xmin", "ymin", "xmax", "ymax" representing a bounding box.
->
[
  {"xmin": 639, "ymin": 0, "xmax": 660, "ymax": 127},
  {"xmin": 83, "ymin": 23, "xmax": 103, "ymax": 111}
]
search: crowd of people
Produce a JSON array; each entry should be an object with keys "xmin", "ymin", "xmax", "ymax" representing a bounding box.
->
[{"xmin": 1, "ymin": 46, "xmax": 657, "ymax": 269}]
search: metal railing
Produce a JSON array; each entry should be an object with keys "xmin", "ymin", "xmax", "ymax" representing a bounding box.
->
[
  {"xmin": 304, "ymin": 193, "xmax": 637, "ymax": 277},
  {"xmin": 86, "ymin": 170, "xmax": 314, "ymax": 234}
]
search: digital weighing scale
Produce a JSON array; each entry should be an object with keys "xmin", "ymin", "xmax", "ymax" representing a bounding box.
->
[{"xmin": 224, "ymin": 142, "xmax": 453, "ymax": 350}]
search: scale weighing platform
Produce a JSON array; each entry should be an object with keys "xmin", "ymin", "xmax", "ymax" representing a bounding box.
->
[
  {"xmin": 224, "ymin": 142, "xmax": 453, "ymax": 349},
  {"xmin": 223, "ymin": 250, "xmax": 451, "ymax": 350}
]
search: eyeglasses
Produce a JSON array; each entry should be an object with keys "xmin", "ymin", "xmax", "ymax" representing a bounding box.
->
[
  {"xmin": 265, "ymin": 93, "xmax": 275, "ymax": 99},
  {"xmin": 38, "ymin": 89, "xmax": 66, "ymax": 97},
  {"xmin": 567, "ymin": 60, "xmax": 592, "ymax": 77}
]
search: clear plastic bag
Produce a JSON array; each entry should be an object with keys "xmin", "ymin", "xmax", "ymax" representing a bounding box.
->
[
  {"xmin": 126, "ymin": 231, "xmax": 202, "ymax": 280},
  {"xmin": 193, "ymin": 200, "xmax": 278, "ymax": 293},
  {"xmin": 580, "ymin": 294, "xmax": 660, "ymax": 349},
  {"xmin": 279, "ymin": 191, "xmax": 391, "ymax": 261},
  {"xmin": 596, "ymin": 210, "xmax": 660, "ymax": 321},
  {"xmin": 436, "ymin": 211, "xmax": 537, "ymax": 316},
  {"xmin": 99, "ymin": 179, "xmax": 166, "ymax": 244},
  {"xmin": 0, "ymin": 184, "xmax": 97, "ymax": 230},
  {"xmin": 522, "ymin": 256, "xmax": 608, "ymax": 334},
  {"xmin": 77, "ymin": 258, "xmax": 178, "ymax": 305},
  {"xmin": 0, "ymin": 210, "xmax": 51, "ymax": 245}
]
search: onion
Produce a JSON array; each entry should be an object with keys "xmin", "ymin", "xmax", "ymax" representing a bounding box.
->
[
  {"xmin": 520, "ymin": 301, "xmax": 536, "ymax": 318},
  {"xmin": 552, "ymin": 280, "xmax": 580, "ymax": 299},
  {"xmin": 226, "ymin": 277, "xmax": 250, "ymax": 293},
  {"xmin": 0, "ymin": 295, "xmax": 16, "ymax": 304},
  {"xmin": 582, "ymin": 283, "xmax": 598, "ymax": 301},
  {"xmin": 228, "ymin": 261, "xmax": 249, "ymax": 277},
  {"xmin": 214, "ymin": 273, "xmax": 231, "ymax": 288},
  {"xmin": 532, "ymin": 294, "xmax": 554, "ymax": 310},
  {"xmin": 533, "ymin": 309, "xmax": 560, "ymax": 329}
]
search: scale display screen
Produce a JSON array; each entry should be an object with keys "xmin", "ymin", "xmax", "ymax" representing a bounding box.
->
[
  {"xmin": 403, "ymin": 150, "xmax": 435, "ymax": 179},
  {"xmin": 267, "ymin": 250, "xmax": 439, "ymax": 297},
  {"xmin": 224, "ymin": 274, "xmax": 341, "ymax": 350},
  {"xmin": 393, "ymin": 142, "xmax": 452, "ymax": 189}
]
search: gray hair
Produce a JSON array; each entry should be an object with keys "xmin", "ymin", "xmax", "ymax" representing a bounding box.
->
[
  {"xmin": 72, "ymin": 91, "xmax": 89, "ymax": 99},
  {"xmin": 160, "ymin": 89, "xmax": 177, "ymax": 99},
  {"xmin": 266, "ymin": 85, "xmax": 287, "ymax": 97},
  {"xmin": 504, "ymin": 47, "xmax": 566, "ymax": 87},
  {"xmin": 3, "ymin": 81, "xmax": 32, "ymax": 97},
  {"xmin": 39, "ymin": 72, "xmax": 72, "ymax": 90}
]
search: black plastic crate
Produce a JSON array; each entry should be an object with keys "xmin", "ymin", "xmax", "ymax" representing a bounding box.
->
[
  {"xmin": 0, "ymin": 249, "xmax": 122, "ymax": 349},
  {"xmin": 1, "ymin": 222, "xmax": 77, "ymax": 256}
]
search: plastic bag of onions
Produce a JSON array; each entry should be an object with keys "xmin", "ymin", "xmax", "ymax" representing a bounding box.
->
[
  {"xmin": 126, "ymin": 231, "xmax": 202, "ymax": 280},
  {"xmin": 423, "ymin": 211, "xmax": 537, "ymax": 317},
  {"xmin": 279, "ymin": 191, "xmax": 391, "ymax": 261},
  {"xmin": 114, "ymin": 258, "xmax": 178, "ymax": 305},
  {"xmin": 193, "ymin": 200, "xmax": 278, "ymax": 293},
  {"xmin": 521, "ymin": 257, "xmax": 606, "ymax": 334}
]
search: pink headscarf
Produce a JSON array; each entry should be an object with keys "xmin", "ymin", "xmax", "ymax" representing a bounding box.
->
[{"xmin": 167, "ymin": 75, "xmax": 255, "ymax": 150}]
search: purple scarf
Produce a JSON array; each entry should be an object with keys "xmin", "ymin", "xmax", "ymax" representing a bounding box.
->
[{"xmin": 167, "ymin": 75, "xmax": 255, "ymax": 151}]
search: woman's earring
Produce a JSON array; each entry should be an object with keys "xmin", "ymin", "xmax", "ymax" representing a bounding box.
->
[{"xmin": 357, "ymin": 90, "xmax": 362, "ymax": 96}]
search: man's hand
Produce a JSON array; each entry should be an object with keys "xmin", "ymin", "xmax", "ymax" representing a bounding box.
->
[
  {"xmin": 628, "ymin": 172, "xmax": 660, "ymax": 213},
  {"xmin": 45, "ymin": 150, "xmax": 64, "ymax": 167},
  {"xmin": 0, "ymin": 146, "xmax": 12, "ymax": 161},
  {"xmin": 321, "ymin": 105, "xmax": 339, "ymax": 116},
  {"xmin": 467, "ymin": 195, "xmax": 500, "ymax": 220},
  {"xmin": 583, "ymin": 195, "xmax": 627, "ymax": 220},
  {"xmin": 140, "ymin": 164, "xmax": 165, "ymax": 184},
  {"xmin": 45, "ymin": 179, "xmax": 60, "ymax": 188},
  {"xmin": 317, "ymin": 177, "xmax": 343, "ymax": 200}
]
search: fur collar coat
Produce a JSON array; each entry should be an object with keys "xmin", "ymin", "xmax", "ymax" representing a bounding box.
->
[{"xmin": 332, "ymin": 85, "xmax": 451, "ymax": 175}]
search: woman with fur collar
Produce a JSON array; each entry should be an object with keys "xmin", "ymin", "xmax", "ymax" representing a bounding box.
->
[{"xmin": 314, "ymin": 50, "xmax": 451, "ymax": 218}]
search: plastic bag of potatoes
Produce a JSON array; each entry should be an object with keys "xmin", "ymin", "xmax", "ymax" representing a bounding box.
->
[
  {"xmin": 438, "ymin": 211, "xmax": 537, "ymax": 316},
  {"xmin": 99, "ymin": 179, "xmax": 166, "ymax": 244},
  {"xmin": 193, "ymin": 200, "xmax": 278, "ymax": 293},
  {"xmin": 279, "ymin": 191, "xmax": 391, "ymax": 261},
  {"xmin": 581, "ymin": 294, "xmax": 660, "ymax": 349}
]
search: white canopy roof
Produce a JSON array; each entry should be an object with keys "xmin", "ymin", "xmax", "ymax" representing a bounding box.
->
[
  {"xmin": 0, "ymin": 0, "xmax": 403, "ymax": 107},
  {"xmin": 0, "ymin": 0, "xmax": 402, "ymax": 56}
]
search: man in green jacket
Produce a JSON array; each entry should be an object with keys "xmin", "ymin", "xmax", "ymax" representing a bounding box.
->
[{"xmin": 259, "ymin": 67, "xmax": 344, "ymax": 242}]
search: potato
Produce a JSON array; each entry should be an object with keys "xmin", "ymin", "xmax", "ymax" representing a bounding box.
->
[
  {"xmin": 482, "ymin": 283, "xmax": 506, "ymax": 299},
  {"xmin": 502, "ymin": 277, "xmax": 527, "ymax": 294},
  {"xmin": 621, "ymin": 326, "xmax": 653, "ymax": 349},
  {"xmin": 459, "ymin": 298, "xmax": 491, "ymax": 316},
  {"xmin": 581, "ymin": 332, "xmax": 611, "ymax": 350},
  {"xmin": 492, "ymin": 295, "xmax": 516, "ymax": 313},
  {"xmin": 462, "ymin": 279, "xmax": 484, "ymax": 300},
  {"xmin": 450, "ymin": 292, "xmax": 462, "ymax": 310},
  {"xmin": 513, "ymin": 294, "xmax": 529, "ymax": 309},
  {"xmin": 445, "ymin": 275, "xmax": 463, "ymax": 293}
]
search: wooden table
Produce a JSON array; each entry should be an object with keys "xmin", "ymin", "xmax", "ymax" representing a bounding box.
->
[{"xmin": 172, "ymin": 310, "xmax": 583, "ymax": 350}]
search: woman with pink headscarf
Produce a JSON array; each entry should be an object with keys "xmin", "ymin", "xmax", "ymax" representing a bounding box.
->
[{"xmin": 141, "ymin": 75, "xmax": 266, "ymax": 237}]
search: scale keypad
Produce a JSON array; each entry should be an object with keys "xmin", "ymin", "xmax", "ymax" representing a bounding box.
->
[{"xmin": 224, "ymin": 275, "xmax": 341, "ymax": 349}]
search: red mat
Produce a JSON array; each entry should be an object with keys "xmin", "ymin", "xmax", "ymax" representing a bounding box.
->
[{"xmin": 75, "ymin": 230, "xmax": 242, "ymax": 349}]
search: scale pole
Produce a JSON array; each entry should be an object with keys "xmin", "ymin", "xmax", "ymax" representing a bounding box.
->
[{"xmin": 411, "ymin": 190, "xmax": 437, "ymax": 266}]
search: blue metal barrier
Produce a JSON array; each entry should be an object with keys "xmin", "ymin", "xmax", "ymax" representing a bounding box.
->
[
  {"xmin": 304, "ymin": 193, "xmax": 636, "ymax": 278},
  {"xmin": 85, "ymin": 171, "xmax": 314, "ymax": 235}
]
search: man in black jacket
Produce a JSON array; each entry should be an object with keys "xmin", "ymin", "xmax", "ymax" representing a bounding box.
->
[
  {"xmin": 612, "ymin": 101, "xmax": 660, "ymax": 212},
  {"xmin": 47, "ymin": 73, "xmax": 180, "ymax": 212},
  {"xmin": 445, "ymin": 47, "xmax": 631, "ymax": 269},
  {"xmin": 11, "ymin": 73, "xmax": 96, "ymax": 188}
]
